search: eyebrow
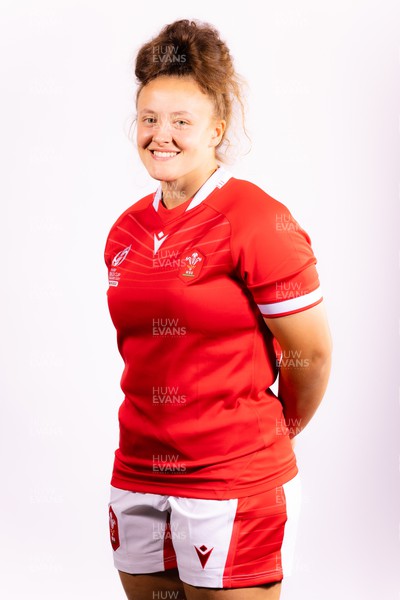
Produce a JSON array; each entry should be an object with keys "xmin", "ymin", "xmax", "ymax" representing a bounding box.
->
[{"xmin": 138, "ymin": 109, "xmax": 194, "ymax": 117}]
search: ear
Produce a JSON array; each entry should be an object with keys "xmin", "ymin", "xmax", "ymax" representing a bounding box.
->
[{"xmin": 209, "ymin": 119, "xmax": 226, "ymax": 147}]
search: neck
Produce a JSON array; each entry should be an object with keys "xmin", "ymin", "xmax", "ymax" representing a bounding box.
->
[{"xmin": 161, "ymin": 163, "xmax": 219, "ymax": 209}]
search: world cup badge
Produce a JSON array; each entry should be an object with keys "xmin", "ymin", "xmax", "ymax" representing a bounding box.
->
[{"xmin": 112, "ymin": 244, "xmax": 131, "ymax": 267}]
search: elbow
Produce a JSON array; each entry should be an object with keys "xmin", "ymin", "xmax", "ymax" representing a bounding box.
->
[
  {"xmin": 307, "ymin": 345, "xmax": 332, "ymax": 384},
  {"xmin": 308, "ymin": 348, "xmax": 332, "ymax": 375},
  {"xmin": 310, "ymin": 329, "xmax": 333, "ymax": 365},
  {"xmin": 311, "ymin": 343, "xmax": 332, "ymax": 365}
]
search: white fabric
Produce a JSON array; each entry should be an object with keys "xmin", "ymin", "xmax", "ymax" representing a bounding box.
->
[
  {"xmin": 258, "ymin": 287, "xmax": 323, "ymax": 316},
  {"xmin": 151, "ymin": 166, "xmax": 232, "ymax": 213},
  {"xmin": 168, "ymin": 495, "xmax": 238, "ymax": 587}
]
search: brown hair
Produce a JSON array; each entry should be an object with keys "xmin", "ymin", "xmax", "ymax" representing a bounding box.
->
[{"xmin": 131, "ymin": 19, "xmax": 248, "ymax": 162}]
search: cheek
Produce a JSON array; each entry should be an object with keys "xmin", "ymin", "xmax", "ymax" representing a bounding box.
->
[
  {"xmin": 179, "ymin": 130, "xmax": 207, "ymax": 151},
  {"xmin": 137, "ymin": 127, "xmax": 152, "ymax": 147}
]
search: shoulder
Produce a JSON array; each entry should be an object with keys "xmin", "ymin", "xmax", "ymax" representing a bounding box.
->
[
  {"xmin": 107, "ymin": 192, "xmax": 154, "ymax": 233},
  {"xmin": 206, "ymin": 176, "xmax": 312, "ymax": 254},
  {"xmin": 103, "ymin": 193, "xmax": 154, "ymax": 266},
  {"xmin": 205, "ymin": 176, "xmax": 292, "ymax": 228}
]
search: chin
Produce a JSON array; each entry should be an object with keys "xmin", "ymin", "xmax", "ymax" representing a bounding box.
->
[{"xmin": 145, "ymin": 163, "xmax": 182, "ymax": 182}]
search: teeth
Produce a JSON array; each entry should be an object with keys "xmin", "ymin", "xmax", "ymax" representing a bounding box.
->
[{"xmin": 153, "ymin": 151, "xmax": 178, "ymax": 158}]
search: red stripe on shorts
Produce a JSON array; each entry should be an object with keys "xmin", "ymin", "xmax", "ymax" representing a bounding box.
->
[
  {"xmin": 222, "ymin": 485, "xmax": 287, "ymax": 587},
  {"xmin": 163, "ymin": 511, "xmax": 178, "ymax": 570}
]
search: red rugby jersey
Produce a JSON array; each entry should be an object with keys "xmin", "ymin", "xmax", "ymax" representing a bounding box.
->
[{"xmin": 104, "ymin": 167, "xmax": 322, "ymax": 499}]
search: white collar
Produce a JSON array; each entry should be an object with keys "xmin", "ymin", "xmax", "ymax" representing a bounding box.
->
[{"xmin": 152, "ymin": 166, "xmax": 232, "ymax": 213}]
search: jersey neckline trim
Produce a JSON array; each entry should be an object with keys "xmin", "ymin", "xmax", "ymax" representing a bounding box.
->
[{"xmin": 152, "ymin": 166, "xmax": 232, "ymax": 214}]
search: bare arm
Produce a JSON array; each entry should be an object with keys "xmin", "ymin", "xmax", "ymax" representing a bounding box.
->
[{"xmin": 264, "ymin": 301, "xmax": 332, "ymax": 439}]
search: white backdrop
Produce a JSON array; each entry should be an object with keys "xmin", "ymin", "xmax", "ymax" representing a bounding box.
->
[{"xmin": 1, "ymin": 0, "xmax": 399, "ymax": 598}]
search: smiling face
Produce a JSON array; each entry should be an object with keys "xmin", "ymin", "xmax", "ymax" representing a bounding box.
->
[{"xmin": 136, "ymin": 76, "xmax": 225, "ymax": 190}]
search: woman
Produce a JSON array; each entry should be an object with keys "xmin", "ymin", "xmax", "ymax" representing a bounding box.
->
[{"xmin": 104, "ymin": 19, "xmax": 332, "ymax": 600}]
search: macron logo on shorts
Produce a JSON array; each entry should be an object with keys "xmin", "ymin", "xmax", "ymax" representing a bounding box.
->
[{"xmin": 194, "ymin": 545, "xmax": 214, "ymax": 568}]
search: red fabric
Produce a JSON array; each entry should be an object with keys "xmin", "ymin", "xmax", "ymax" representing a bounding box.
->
[
  {"xmin": 163, "ymin": 512, "xmax": 178, "ymax": 570},
  {"xmin": 222, "ymin": 484, "xmax": 287, "ymax": 587},
  {"xmin": 104, "ymin": 177, "xmax": 320, "ymax": 499},
  {"xmin": 108, "ymin": 506, "xmax": 120, "ymax": 551}
]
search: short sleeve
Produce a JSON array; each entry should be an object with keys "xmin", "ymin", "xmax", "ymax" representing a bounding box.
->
[{"xmin": 231, "ymin": 194, "xmax": 323, "ymax": 318}]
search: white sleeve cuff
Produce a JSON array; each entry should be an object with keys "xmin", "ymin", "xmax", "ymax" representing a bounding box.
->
[{"xmin": 257, "ymin": 287, "xmax": 323, "ymax": 317}]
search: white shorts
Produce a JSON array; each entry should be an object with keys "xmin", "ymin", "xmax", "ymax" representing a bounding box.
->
[{"xmin": 108, "ymin": 473, "xmax": 301, "ymax": 589}]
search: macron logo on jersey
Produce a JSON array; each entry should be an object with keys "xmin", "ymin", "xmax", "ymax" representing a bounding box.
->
[
  {"xmin": 154, "ymin": 232, "xmax": 169, "ymax": 255},
  {"xmin": 112, "ymin": 245, "xmax": 131, "ymax": 267}
]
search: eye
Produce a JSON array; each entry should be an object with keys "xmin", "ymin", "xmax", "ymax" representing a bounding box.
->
[
  {"xmin": 174, "ymin": 120, "xmax": 188, "ymax": 127},
  {"xmin": 143, "ymin": 117, "xmax": 157, "ymax": 124}
]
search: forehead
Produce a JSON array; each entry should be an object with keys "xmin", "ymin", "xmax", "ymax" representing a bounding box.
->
[{"xmin": 137, "ymin": 76, "xmax": 214, "ymax": 114}]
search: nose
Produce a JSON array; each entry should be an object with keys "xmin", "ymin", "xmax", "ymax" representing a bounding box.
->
[{"xmin": 152, "ymin": 119, "xmax": 173, "ymax": 144}]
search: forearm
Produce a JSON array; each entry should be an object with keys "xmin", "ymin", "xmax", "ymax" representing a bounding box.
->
[{"xmin": 277, "ymin": 352, "xmax": 331, "ymax": 438}]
